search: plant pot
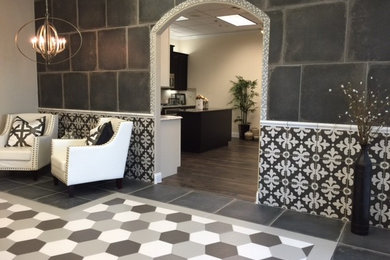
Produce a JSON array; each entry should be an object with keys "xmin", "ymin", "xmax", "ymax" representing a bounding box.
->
[
  {"xmin": 351, "ymin": 144, "xmax": 372, "ymax": 235},
  {"xmin": 238, "ymin": 124, "xmax": 250, "ymax": 140}
]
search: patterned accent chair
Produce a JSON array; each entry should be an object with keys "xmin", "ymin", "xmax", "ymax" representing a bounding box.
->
[
  {"xmin": 51, "ymin": 118, "xmax": 133, "ymax": 197},
  {"xmin": 0, "ymin": 113, "xmax": 58, "ymax": 180}
]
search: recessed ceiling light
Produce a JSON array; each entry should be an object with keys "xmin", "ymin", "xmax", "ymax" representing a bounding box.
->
[
  {"xmin": 217, "ymin": 14, "xmax": 256, "ymax": 26},
  {"xmin": 176, "ymin": 16, "xmax": 189, "ymax": 21}
]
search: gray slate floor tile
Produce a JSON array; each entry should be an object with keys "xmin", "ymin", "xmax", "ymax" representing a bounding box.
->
[
  {"xmin": 332, "ymin": 244, "xmax": 390, "ymax": 260},
  {"xmin": 217, "ymin": 200, "xmax": 284, "ymax": 225},
  {"xmin": 37, "ymin": 192, "xmax": 90, "ymax": 209},
  {"xmin": 170, "ymin": 191, "xmax": 234, "ymax": 213},
  {"xmin": 340, "ymin": 222, "xmax": 390, "ymax": 255},
  {"xmin": 271, "ymin": 210, "xmax": 345, "ymax": 241},
  {"xmin": 8, "ymin": 185, "xmax": 58, "ymax": 200},
  {"xmin": 131, "ymin": 184, "xmax": 191, "ymax": 202}
]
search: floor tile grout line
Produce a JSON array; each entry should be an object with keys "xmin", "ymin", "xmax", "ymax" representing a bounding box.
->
[
  {"xmin": 337, "ymin": 242, "xmax": 390, "ymax": 257},
  {"xmin": 335, "ymin": 221, "xmax": 347, "ymax": 243},
  {"xmin": 127, "ymin": 184, "xmax": 155, "ymax": 194},
  {"xmin": 268, "ymin": 208, "xmax": 287, "ymax": 227},
  {"xmin": 167, "ymin": 190, "xmax": 194, "ymax": 203},
  {"xmin": 214, "ymin": 198, "xmax": 237, "ymax": 214}
]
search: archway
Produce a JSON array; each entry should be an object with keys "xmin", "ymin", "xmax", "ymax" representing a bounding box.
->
[{"xmin": 151, "ymin": 0, "xmax": 270, "ymax": 202}]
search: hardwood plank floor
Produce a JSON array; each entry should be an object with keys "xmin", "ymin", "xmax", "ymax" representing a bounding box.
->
[{"xmin": 162, "ymin": 138, "xmax": 259, "ymax": 202}]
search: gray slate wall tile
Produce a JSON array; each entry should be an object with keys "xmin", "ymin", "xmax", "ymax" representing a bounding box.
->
[
  {"xmin": 90, "ymin": 72, "xmax": 118, "ymax": 111},
  {"xmin": 39, "ymin": 74, "xmax": 63, "ymax": 108},
  {"xmin": 348, "ymin": 0, "xmax": 390, "ymax": 61},
  {"xmin": 300, "ymin": 63, "xmax": 366, "ymax": 123},
  {"xmin": 79, "ymin": 0, "xmax": 106, "ymax": 29},
  {"xmin": 71, "ymin": 32, "xmax": 97, "ymax": 71},
  {"xmin": 107, "ymin": 0, "xmax": 137, "ymax": 27},
  {"xmin": 128, "ymin": 27, "xmax": 150, "ymax": 69},
  {"xmin": 98, "ymin": 29, "xmax": 127, "ymax": 70},
  {"xmin": 139, "ymin": 0, "xmax": 174, "ymax": 23},
  {"xmin": 268, "ymin": 66, "xmax": 300, "ymax": 121},
  {"xmin": 119, "ymin": 72, "xmax": 150, "ymax": 112},
  {"xmin": 52, "ymin": 0, "xmax": 77, "ymax": 33},
  {"xmin": 268, "ymin": 0, "xmax": 327, "ymax": 8},
  {"xmin": 267, "ymin": 10, "xmax": 283, "ymax": 64},
  {"xmin": 246, "ymin": 0, "xmax": 266, "ymax": 9},
  {"xmin": 284, "ymin": 3, "xmax": 346, "ymax": 63},
  {"xmin": 63, "ymin": 73, "xmax": 89, "ymax": 110},
  {"xmin": 368, "ymin": 64, "xmax": 390, "ymax": 125}
]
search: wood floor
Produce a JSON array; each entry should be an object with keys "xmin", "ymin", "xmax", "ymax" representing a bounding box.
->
[{"xmin": 162, "ymin": 138, "xmax": 259, "ymax": 202}]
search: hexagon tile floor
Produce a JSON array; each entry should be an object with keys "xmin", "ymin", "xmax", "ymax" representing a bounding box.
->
[{"xmin": 0, "ymin": 192, "xmax": 336, "ymax": 259}]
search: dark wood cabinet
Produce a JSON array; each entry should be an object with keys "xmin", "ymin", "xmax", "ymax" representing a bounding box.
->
[
  {"xmin": 170, "ymin": 48, "xmax": 188, "ymax": 90},
  {"xmin": 177, "ymin": 108, "xmax": 232, "ymax": 153}
]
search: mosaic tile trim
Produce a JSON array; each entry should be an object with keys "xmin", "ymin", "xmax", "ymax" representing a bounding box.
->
[
  {"xmin": 259, "ymin": 124, "xmax": 390, "ymax": 229},
  {"xmin": 39, "ymin": 109, "xmax": 155, "ymax": 182},
  {"xmin": 151, "ymin": 0, "xmax": 270, "ymax": 119},
  {"xmin": 0, "ymin": 197, "xmax": 315, "ymax": 259}
]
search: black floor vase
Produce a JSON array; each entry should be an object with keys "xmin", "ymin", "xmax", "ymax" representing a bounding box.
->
[{"xmin": 351, "ymin": 144, "xmax": 372, "ymax": 235}]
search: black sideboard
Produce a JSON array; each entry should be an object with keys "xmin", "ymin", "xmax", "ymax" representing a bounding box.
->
[{"xmin": 177, "ymin": 108, "xmax": 232, "ymax": 153}]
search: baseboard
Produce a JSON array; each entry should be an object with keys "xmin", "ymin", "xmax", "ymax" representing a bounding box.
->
[{"xmin": 154, "ymin": 172, "xmax": 162, "ymax": 184}]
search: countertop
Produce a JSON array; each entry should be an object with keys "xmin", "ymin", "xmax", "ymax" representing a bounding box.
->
[
  {"xmin": 161, "ymin": 115, "xmax": 182, "ymax": 121},
  {"xmin": 161, "ymin": 104, "xmax": 195, "ymax": 109},
  {"xmin": 177, "ymin": 108, "xmax": 232, "ymax": 113}
]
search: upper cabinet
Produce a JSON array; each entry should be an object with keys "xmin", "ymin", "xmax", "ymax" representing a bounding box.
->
[
  {"xmin": 170, "ymin": 47, "xmax": 188, "ymax": 90},
  {"xmin": 160, "ymin": 28, "xmax": 171, "ymax": 88}
]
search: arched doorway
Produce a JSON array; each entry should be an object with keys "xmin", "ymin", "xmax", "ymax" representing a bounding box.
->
[{"xmin": 151, "ymin": 0, "xmax": 270, "ymax": 202}]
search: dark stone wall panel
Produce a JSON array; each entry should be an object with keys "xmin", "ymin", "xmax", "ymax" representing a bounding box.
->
[
  {"xmin": 268, "ymin": 66, "xmax": 301, "ymax": 121},
  {"xmin": 300, "ymin": 64, "xmax": 366, "ymax": 123},
  {"xmin": 128, "ymin": 27, "xmax": 150, "ymax": 69},
  {"xmin": 107, "ymin": 0, "xmax": 137, "ymax": 27},
  {"xmin": 52, "ymin": 0, "xmax": 77, "ymax": 33},
  {"xmin": 39, "ymin": 74, "xmax": 63, "ymax": 108},
  {"xmin": 268, "ymin": 0, "xmax": 327, "ymax": 8},
  {"xmin": 63, "ymin": 73, "xmax": 89, "ymax": 110},
  {"xmin": 79, "ymin": 0, "xmax": 106, "ymax": 29},
  {"xmin": 90, "ymin": 72, "xmax": 118, "ymax": 111},
  {"xmin": 98, "ymin": 29, "xmax": 127, "ymax": 70},
  {"xmin": 119, "ymin": 72, "xmax": 150, "ymax": 112},
  {"xmin": 71, "ymin": 32, "xmax": 97, "ymax": 71},
  {"xmin": 267, "ymin": 10, "xmax": 283, "ymax": 64},
  {"xmin": 246, "ymin": 0, "xmax": 266, "ymax": 9},
  {"xmin": 139, "ymin": 0, "xmax": 174, "ymax": 23},
  {"xmin": 368, "ymin": 64, "xmax": 390, "ymax": 125},
  {"xmin": 348, "ymin": 0, "xmax": 390, "ymax": 61},
  {"xmin": 285, "ymin": 3, "xmax": 346, "ymax": 63}
]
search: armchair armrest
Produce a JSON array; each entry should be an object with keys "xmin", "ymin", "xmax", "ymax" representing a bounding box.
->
[
  {"xmin": 0, "ymin": 134, "xmax": 8, "ymax": 147},
  {"xmin": 52, "ymin": 139, "xmax": 87, "ymax": 159}
]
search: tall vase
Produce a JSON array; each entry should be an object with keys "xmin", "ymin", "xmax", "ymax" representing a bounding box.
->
[{"xmin": 351, "ymin": 144, "xmax": 372, "ymax": 235}]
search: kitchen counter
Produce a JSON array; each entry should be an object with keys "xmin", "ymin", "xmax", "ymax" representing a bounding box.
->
[
  {"xmin": 177, "ymin": 108, "xmax": 232, "ymax": 153},
  {"xmin": 161, "ymin": 115, "xmax": 182, "ymax": 121}
]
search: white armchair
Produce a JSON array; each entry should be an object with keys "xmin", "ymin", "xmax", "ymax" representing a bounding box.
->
[
  {"xmin": 51, "ymin": 118, "xmax": 133, "ymax": 196},
  {"xmin": 0, "ymin": 113, "xmax": 58, "ymax": 180}
]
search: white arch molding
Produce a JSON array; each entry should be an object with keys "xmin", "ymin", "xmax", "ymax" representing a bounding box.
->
[{"xmin": 151, "ymin": 0, "xmax": 270, "ymax": 199}]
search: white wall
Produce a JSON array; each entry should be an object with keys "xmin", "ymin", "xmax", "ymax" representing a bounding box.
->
[
  {"xmin": 171, "ymin": 31, "xmax": 263, "ymax": 136},
  {"xmin": 0, "ymin": 0, "xmax": 38, "ymax": 131}
]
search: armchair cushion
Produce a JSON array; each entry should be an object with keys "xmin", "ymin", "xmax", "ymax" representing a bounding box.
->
[
  {"xmin": 6, "ymin": 116, "xmax": 46, "ymax": 147},
  {"xmin": 86, "ymin": 121, "xmax": 114, "ymax": 145},
  {"xmin": 0, "ymin": 147, "xmax": 32, "ymax": 161}
]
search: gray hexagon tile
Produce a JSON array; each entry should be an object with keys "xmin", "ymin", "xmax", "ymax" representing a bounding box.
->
[{"xmin": 0, "ymin": 197, "xmax": 320, "ymax": 259}]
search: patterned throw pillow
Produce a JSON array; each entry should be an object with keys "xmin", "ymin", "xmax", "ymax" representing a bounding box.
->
[
  {"xmin": 6, "ymin": 116, "xmax": 46, "ymax": 147},
  {"xmin": 86, "ymin": 122, "xmax": 114, "ymax": 146}
]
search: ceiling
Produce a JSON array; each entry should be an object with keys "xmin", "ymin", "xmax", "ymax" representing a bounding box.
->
[{"xmin": 170, "ymin": 3, "xmax": 263, "ymax": 40}]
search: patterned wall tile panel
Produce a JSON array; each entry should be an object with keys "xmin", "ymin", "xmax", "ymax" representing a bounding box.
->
[
  {"xmin": 40, "ymin": 109, "xmax": 155, "ymax": 182},
  {"xmin": 259, "ymin": 124, "xmax": 390, "ymax": 229}
]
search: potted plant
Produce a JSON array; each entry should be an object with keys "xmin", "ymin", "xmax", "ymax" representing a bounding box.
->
[{"xmin": 229, "ymin": 76, "xmax": 259, "ymax": 140}]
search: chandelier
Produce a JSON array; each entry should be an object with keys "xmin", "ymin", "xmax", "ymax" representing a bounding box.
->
[{"xmin": 15, "ymin": 0, "xmax": 82, "ymax": 64}]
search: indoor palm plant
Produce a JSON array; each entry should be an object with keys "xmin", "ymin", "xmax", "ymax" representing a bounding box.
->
[
  {"xmin": 330, "ymin": 78, "xmax": 390, "ymax": 235},
  {"xmin": 229, "ymin": 76, "xmax": 258, "ymax": 139}
]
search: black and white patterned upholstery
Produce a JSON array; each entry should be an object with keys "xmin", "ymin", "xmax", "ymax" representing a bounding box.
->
[{"xmin": 6, "ymin": 116, "xmax": 46, "ymax": 147}]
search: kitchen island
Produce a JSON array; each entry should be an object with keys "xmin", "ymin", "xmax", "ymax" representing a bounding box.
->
[{"xmin": 177, "ymin": 108, "xmax": 232, "ymax": 153}]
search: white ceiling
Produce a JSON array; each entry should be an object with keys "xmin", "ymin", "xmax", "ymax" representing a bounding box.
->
[{"xmin": 170, "ymin": 3, "xmax": 263, "ymax": 40}]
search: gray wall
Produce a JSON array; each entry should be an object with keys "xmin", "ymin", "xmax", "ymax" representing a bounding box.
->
[
  {"xmin": 36, "ymin": 0, "xmax": 390, "ymax": 124},
  {"xmin": 259, "ymin": 0, "xmax": 390, "ymax": 124}
]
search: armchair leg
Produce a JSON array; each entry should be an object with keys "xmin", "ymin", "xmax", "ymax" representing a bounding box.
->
[
  {"xmin": 67, "ymin": 185, "xmax": 74, "ymax": 197},
  {"xmin": 53, "ymin": 177, "xmax": 59, "ymax": 186},
  {"xmin": 116, "ymin": 178, "xmax": 123, "ymax": 189}
]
